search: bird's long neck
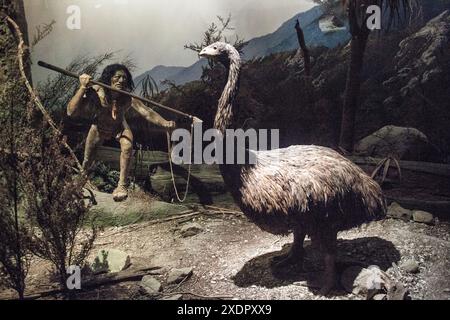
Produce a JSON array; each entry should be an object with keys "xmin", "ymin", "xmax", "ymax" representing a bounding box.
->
[{"xmin": 213, "ymin": 51, "xmax": 241, "ymax": 134}]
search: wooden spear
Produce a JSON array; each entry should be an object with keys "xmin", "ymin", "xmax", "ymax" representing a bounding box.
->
[{"xmin": 37, "ymin": 60, "xmax": 196, "ymax": 121}]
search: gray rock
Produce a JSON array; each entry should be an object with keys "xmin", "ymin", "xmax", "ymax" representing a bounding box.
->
[
  {"xmin": 400, "ymin": 259, "xmax": 420, "ymax": 274},
  {"xmin": 318, "ymin": 15, "xmax": 346, "ymax": 33},
  {"xmin": 354, "ymin": 126, "xmax": 433, "ymax": 161},
  {"xmin": 412, "ymin": 210, "xmax": 434, "ymax": 225},
  {"xmin": 342, "ymin": 265, "xmax": 391, "ymax": 296},
  {"xmin": 91, "ymin": 249, "xmax": 131, "ymax": 273},
  {"xmin": 140, "ymin": 276, "xmax": 162, "ymax": 295},
  {"xmin": 400, "ymin": 77, "xmax": 419, "ymax": 97},
  {"xmin": 373, "ymin": 293, "xmax": 387, "ymax": 300},
  {"xmin": 160, "ymin": 294, "xmax": 183, "ymax": 300},
  {"xmin": 421, "ymin": 68, "xmax": 442, "ymax": 84},
  {"xmin": 341, "ymin": 266, "xmax": 364, "ymax": 293},
  {"xmin": 167, "ymin": 267, "xmax": 193, "ymax": 284},
  {"xmin": 387, "ymin": 210, "xmax": 405, "ymax": 222},
  {"xmin": 387, "ymin": 282, "xmax": 410, "ymax": 300},
  {"xmin": 396, "ymin": 11, "xmax": 450, "ymax": 69},
  {"xmin": 180, "ymin": 223, "xmax": 204, "ymax": 237},
  {"xmin": 387, "ymin": 202, "xmax": 412, "ymax": 222}
]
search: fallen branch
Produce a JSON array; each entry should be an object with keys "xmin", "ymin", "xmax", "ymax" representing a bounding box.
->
[
  {"xmin": 98, "ymin": 210, "xmax": 198, "ymax": 238},
  {"xmin": 23, "ymin": 266, "xmax": 162, "ymax": 300},
  {"xmin": 161, "ymin": 291, "xmax": 233, "ymax": 300},
  {"xmin": 204, "ymin": 205, "xmax": 243, "ymax": 215}
]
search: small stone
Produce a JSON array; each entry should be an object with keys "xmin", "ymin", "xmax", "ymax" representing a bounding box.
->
[
  {"xmin": 400, "ymin": 259, "xmax": 419, "ymax": 274},
  {"xmin": 412, "ymin": 211, "xmax": 434, "ymax": 225},
  {"xmin": 167, "ymin": 267, "xmax": 193, "ymax": 284},
  {"xmin": 180, "ymin": 223, "xmax": 204, "ymax": 237},
  {"xmin": 373, "ymin": 293, "xmax": 387, "ymax": 300},
  {"xmin": 443, "ymin": 288, "xmax": 450, "ymax": 293},
  {"xmin": 387, "ymin": 282, "xmax": 410, "ymax": 300},
  {"xmin": 140, "ymin": 276, "xmax": 162, "ymax": 295},
  {"xmin": 342, "ymin": 265, "xmax": 389, "ymax": 296},
  {"xmin": 91, "ymin": 249, "xmax": 131, "ymax": 273},
  {"xmin": 387, "ymin": 202, "xmax": 412, "ymax": 222},
  {"xmin": 160, "ymin": 294, "xmax": 183, "ymax": 300}
]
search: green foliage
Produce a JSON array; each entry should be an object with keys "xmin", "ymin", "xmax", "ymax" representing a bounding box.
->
[
  {"xmin": 20, "ymin": 131, "xmax": 98, "ymax": 294},
  {"xmin": 185, "ymin": 14, "xmax": 246, "ymax": 75},
  {"xmin": 31, "ymin": 20, "xmax": 56, "ymax": 47},
  {"xmin": 136, "ymin": 74, "xmax": 159, "ymax": 99},
  {"xmin": 91, "ymin": 163, "xmax": 120, "ymax": 193},
  {"xmin": 184, "ymin": 14, "xmax": 245, "ymax": 54}
]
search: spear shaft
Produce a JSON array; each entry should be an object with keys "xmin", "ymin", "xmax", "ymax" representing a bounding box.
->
[{"xmin": 37, "ymin": 60, "xmax": 194, "ymax": 120}]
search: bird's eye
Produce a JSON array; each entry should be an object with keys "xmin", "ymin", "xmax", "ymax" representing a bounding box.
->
[{"xmin": 213, "ymin": 46, "xmax": 217, "ymax": 50}]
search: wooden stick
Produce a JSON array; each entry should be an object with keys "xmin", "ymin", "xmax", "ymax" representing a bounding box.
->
[
  {"xmin": 37, "ymin": 61, "xmax": 195, "ymax": 121},
  {"xmin": 161, "ymin": 291, "xmax": 233, "ymax": 300}
]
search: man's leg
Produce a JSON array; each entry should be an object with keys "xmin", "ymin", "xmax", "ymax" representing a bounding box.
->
[
  {"xmin": 82, "ymin": 125, "xmax": 104, "ymax": 174},
  {"xmin": 113, "ymin": 128, "xmax": 133, "ymax": 202}
]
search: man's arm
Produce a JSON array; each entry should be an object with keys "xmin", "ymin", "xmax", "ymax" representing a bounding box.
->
[
  {"xmin": 131, "ymin": 98, "xmax": 176, "ymax": 129},
  {"xmin": 67, "ymin": 74, "xmax": 91, "ymax": 117}
]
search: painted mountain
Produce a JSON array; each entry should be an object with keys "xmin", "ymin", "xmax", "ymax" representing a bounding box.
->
[{"xmin": 134, "ymin": 4, "xmax": 350, "ymax": 91}]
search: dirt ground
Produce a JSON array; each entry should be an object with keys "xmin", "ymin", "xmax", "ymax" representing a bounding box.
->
[{"xmin": 4, "ymin": 206, "xmax": 449, "ymax": 300}]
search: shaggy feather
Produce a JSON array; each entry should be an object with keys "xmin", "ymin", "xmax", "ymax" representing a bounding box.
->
[
  {"xmin": 231, "ymin": 146, "xmax": 386, "ymax": 235},
  {"xmin": 203, "ymin": 41, "xmax": 386, "ymax": 237}
]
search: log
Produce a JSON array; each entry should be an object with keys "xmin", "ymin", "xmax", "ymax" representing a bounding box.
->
[
  {"xmin": 348, "ymin": 156, "xmax": 450, "ymax": 178},
  {"xmin": 97, "ymin": 147, "xmax": 450, "ymax": 179},
  {"xmin": 23, "ymin": 266, "xmax": 162, "ymax": 300},
  {"xmin": 386, "ymin": 196, "xmax": 450, "ymax": 218}
]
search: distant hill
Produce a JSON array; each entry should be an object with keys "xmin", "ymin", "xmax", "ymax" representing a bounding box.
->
[{"xmin": 134, "ymin": 4, "xmax": 350, "ymax": 91}]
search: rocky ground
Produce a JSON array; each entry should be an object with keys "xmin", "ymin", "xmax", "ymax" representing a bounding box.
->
[{"xmin": 2, "ymin": 196, "xmax": 448, "ymax": 300}]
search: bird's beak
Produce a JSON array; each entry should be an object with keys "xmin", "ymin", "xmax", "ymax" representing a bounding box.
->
[{"xmin": 198, "ymin": 48, "xmax": 207, "ymax": 58}]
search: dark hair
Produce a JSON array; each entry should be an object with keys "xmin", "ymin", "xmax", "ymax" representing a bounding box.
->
[{"xmin": 98, "ymin": 64, "xmax": 135, "ymax": 93}]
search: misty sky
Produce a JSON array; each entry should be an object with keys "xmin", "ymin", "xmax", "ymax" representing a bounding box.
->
[{"xmin": 25, "ymin": 0, "xmax": 316, "ymax": 83}]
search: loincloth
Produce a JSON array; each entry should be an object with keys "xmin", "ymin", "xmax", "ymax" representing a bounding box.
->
[{"xmin": 97, "ymin": 125, "xmax": 125, "ymax": 141}]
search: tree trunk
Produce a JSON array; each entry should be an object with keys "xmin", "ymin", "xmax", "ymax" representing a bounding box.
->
[
  {"xmin": 339, "ymin": 12, "xmax": 370, "ymax": 152},
  {"xmin": 294, "ymin": 19, "xmax": 313, "ymax": 105},
  {"xmin": 1, "ymin": 0, "xmax": 31, "ymax": 82},
  {"xmin": 0, "ymin": 0, "xmax": 30, "ymax": 300},
  {"xmin": 294, "ymin": 19, "xmax": 311, "ymax": 78}
]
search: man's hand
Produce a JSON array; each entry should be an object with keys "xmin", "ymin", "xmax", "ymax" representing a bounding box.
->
[
  {"xmin": 163, "ymin": 120, "xmax": 176, "ymax": 130},
  {"xmin": 79, "ymin": 74, "xmax": 92, "ymax": 89}
]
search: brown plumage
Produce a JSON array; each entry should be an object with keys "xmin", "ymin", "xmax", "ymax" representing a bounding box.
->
[{"xmin": 199, "ymin": 42, "xmax": 386, "ymax": 295}]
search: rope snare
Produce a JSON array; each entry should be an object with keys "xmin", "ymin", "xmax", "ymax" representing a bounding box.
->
[{"xmin": 166, "ymin": 123, "xmax": 194, "ymax": 202}]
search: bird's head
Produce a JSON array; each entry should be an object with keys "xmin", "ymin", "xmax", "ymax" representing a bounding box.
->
[
  {"xmin": 199, "ymin": 42, "xmax": 229, "ymax": 59},
  {"xmin": 199, "ymin": 42, "xmax": 241, "ymax": 67}
]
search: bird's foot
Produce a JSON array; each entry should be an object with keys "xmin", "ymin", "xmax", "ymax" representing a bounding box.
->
[{"xmin": 318, "ymin": 271, "xmax": 337, "ymax": 296}]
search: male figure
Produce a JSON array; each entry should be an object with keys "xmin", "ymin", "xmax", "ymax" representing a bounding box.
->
[{"xmin": 67, "ymin": 64, "xmax": 175, "ymax": 201}]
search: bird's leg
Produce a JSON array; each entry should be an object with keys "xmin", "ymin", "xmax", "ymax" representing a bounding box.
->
[
  {"xmin": 272, "ymin": 228, "xmax": 305, "ymax": 270},
  {"xmin": 319, "ymin": 229, "xmax": 338, "ymax": 296}
]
